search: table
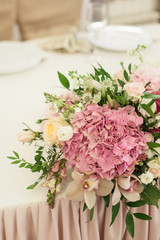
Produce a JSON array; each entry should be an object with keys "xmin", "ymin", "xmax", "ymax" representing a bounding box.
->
[{"xmin": 0, "ymin": 24, "xmax": 160, "ymax": 240}]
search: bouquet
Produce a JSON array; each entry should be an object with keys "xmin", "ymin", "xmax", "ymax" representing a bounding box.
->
[{"xmin": 8, "ymin": 46, "xmax": 160, "ymax": 238}]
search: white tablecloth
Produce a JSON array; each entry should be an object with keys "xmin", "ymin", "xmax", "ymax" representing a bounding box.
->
[{"xmin": 1, "ymin": 24, "xmax": 160, "ymax": 209}]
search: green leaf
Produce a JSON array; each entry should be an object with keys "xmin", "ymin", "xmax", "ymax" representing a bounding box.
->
[
  {"xmin": 128, "ymin": 63, "xmax": 132, "ymax": 74},
  {"xmin": 147, "ymin": 142, "xmax": 160, "ymax": 149},
  {"xmin": 25, "ymin": 164, "xmax": 32, "ymax": 168},
  {"xmin": 125, "ymin": 200, "xmax": 148, "ymax": 207},
  {"xmin": 123, "ymin": 70, "xmax": 129, "ymax": 82},
  {"xmin": 146, "ymin": 120, "xmax": 157, "ymax": 128},
  {"xmin": 27, "ymin": 181, "xmax": 39, "ymax": 189},
  {"xmin": 140, "ymin": 104, "xmax": 155, "ymax": 118},
  {"xmin": 7, "ymin": 156, "xmax": 17, "ymax": 160},
  {"xmin": 58, "ymin": 72, "xmax": 70, "ymax": 89},
  {"xmin": 103, "ymin": 195, "xmax": 110, "ymax": 208},
  {"xmin": 110, "ymin": 202, "xmax": 120, "ymax": 226},
  {"xmin": 133, "ymin": 213, "xmax": 152, "ymax": 220},
  {"xmin": 142, "ymin": 93, "xmax": 160, "ymax": 100},
  {"xmin": 140, "ymin": 184, "xmax": 160, "ymax": 208},
  {"xmin": 83, "ymin": 203, "xmax": 88, "ymax": 212},
  {"xmin": 11, "ymin": 160, "xmax": 21, "ymax": 164},
  {"xmin": 126, "ymin": 212, "xmax": 134, "ymax": 238},
  {"xmin": 89, "ymin": 207, "xmax": 94, "ymax": 221},
  {"xmin": 118, "ymin": 79, "xmax": 125, "ymax": 88},
  {"xmin": 19, "ymin": 163, "xmax": 26, "ymax": 168},
  {"xmin": 13, "ymin": 151, "xmax": 19, "ymax": 159}
]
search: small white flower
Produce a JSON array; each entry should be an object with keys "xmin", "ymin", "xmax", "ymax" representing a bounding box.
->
[
  {"xmin": 75, "ymin": 107, "xmax": 81, "ymax": 113},
  {"xmin": 83, "ymin": 92, "xmax": 92, "ymax": 103},
  {"xmin": 92, "ymin": 80, "xmax": 102, "ymax": 90},
  {"xmin": 139, "ymin": 171, "xmax": 154, "ymax": 184},
  {"xmin": 145, "ymin": 149, "xmax": 155, "ymax": 158},
  {"xmin": 93, "ymin": 92, "xmax": 101, "ymax": 103},
  {"xmin": 138, "ymin": 98, "xmax": 157, "ymax": 117},
  {"xmin": 57, "ymin": 126, "xmax": 73, "ymax": 141},
  {"xmin": 72, "ymin": 79, "xmax": 79, "ymax": 90}
]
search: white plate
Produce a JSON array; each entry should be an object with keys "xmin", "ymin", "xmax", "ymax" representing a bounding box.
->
[
  {"xmin": 0, "ymin": 42, "xmax": 44, "ymax": 74},
  {"xmin": 90, "ymin": 25, "xmax": 152, "ymax": 51}
]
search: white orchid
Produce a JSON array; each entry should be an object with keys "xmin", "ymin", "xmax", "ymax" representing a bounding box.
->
[
  {"xmin": 65, "ymin": 171, "xmax": 114, "ymax": 210},
  {"xmin": 112, "ymin": 176, "xmax": 143, "ymax": 206}
]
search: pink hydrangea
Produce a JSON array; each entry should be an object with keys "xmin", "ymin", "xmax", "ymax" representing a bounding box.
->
[
  {"xmin": 61, "ymin": 104, "xmax": 149, "ymax": 180},
  {"xmin": 130, "ymin": 65, "xmax": 160, "ymax": 90}
]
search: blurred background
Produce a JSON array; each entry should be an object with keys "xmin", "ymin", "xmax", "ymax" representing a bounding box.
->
[{"xmin": 0, "ymin": 0, "xmax": 159, "ymax": 41}]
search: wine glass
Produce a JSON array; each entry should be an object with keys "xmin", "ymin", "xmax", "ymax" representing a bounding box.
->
[{"xmin": 82, "ymin": 0, "xmax": 109, "ymax": 63}]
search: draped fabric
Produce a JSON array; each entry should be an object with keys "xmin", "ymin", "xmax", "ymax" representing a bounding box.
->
[{"xmin": 0, "ymin": 198, "xmax": 160, "ymax": 240}]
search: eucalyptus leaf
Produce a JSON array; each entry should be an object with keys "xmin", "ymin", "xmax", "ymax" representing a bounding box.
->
[
  {"xmin": 58, "ymin": 72, "xmax": 70, "ymax": 89},
  {"xmin": 126, "ymin": 212, "xmax": 134, "ymax": 238},
  {"xmin": 27, "ymin": 181, "xmax": 39, "ymax": 189}
]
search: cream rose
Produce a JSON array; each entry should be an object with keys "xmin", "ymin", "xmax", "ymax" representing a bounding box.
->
[
  {"xmin": 148, "ymin": 158, "xmax": 160, "ymax": 178},
  {"xmin": 124, "ymin": 82, "xmax": 145, "ymax": 102},
  {"xmin": 43, "ymin": 116, "xmax": 68, "ymax": 146},
  {"xmin": 17, "ymin": 130, "xmax": 36, "ymax": 143}
]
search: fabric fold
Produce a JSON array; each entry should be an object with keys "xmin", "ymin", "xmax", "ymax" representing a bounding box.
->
[{"xmin": 0, "ymin": 199, "xmax": 160, "ymax": 240}]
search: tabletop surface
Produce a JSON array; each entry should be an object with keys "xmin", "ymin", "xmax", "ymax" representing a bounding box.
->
[{"xmin": 1, "ymin": 24, "xmax": 160, "ymax": 209}]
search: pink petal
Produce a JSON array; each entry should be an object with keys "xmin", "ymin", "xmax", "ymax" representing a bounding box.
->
[
  {"xmin": 112, "ymin": 183, "xmax": 121, "ymax": 206},
  {"xmin": 65, "ymin": 181, "xmax": 84, "ymax": 201},
  {"xmin": 84, "ymin": 190, "xmax": 96, "ymax": 210},
  {"xmin": 117, "ymin": 176, "xmax": 131, "ymax": 190},
  {"xmin": 96, "ymin": 179, "xmax": 114, "ymax": 196}
]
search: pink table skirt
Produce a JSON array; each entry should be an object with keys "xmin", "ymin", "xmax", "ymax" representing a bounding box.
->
[{"xmin": 0, "ymin": 198, "xmax": 160, "ymax": 240}]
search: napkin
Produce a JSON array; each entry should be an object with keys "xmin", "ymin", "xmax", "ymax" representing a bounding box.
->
[{"xmin": 39, "ymin": 28, "xmax": 93, "ymax": 53}]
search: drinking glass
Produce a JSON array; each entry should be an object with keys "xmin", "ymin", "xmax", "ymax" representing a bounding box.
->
[{"xmin": 82, "ymin": 0, "xmax": 108, "ymax": 63}]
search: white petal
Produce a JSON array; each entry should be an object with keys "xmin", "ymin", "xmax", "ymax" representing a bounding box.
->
[
  {"xmin": 121, "ymin": 189, "xmax": 140, "ymax": 202},
  {"xmin": 84, "ymin": 190, "xmax": 96, "ymax": 210},
  {"xmin": 96, "ymin": 179, "xmax": 114, "ymax": 196},
  {"xmin": 112, "ymin": 183, "xmax": 121, "ymax": 206},
  {"xmin": 65, "ymin": 181, "xmax": 84, "ymax": 201},
  {"xmin": 117, "ymin": 176, "xmax": 130, "ymax": 190},
  {"xmin": 72, "ymin": 171, "xmax": 84, "ymax": 183}
]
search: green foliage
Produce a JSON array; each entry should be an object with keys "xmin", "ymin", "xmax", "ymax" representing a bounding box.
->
[
  {"xmin": 58, "ymin": 71, "xmax": 70, "ymax": 89},
  {"xmin": 133, "ymin": 213, "xmax": 152, "ymax": 220},
  {"xmin": 125, "ymin": 200, "xmax": 148, "ymax": 207},
  {"xmin": 126, "ymin": 212, "xmax": 134, "ymax": 238},
  {"xmin": 103, "ymin": 195, "xmax": 110, "ymax": 208},
  {"xmin": 89, "ymin": 207, "xmax": 94, "ymax": 221},
  {"xmin": 140, "ymin": 184, "xmax": 160, "ymax": 208},
  {"xmin": 110, "ymin": 202, "xmax": 120, "ymax": 226}
]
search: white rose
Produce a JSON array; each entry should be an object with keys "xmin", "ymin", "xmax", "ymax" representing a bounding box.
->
[
  {"xmin": 138, "ymin": 98, "xmax": 157, "ymax": 117},
  {"xmin": 57, "ymin": 126, "xmax": 73, "ymax": 141},
  {"xmin": 17, "ymin": 130, "xmax": 36, "ymax": 143},
  {"xmin": 124, "ymin": 82, "xmax": 145, "ymax": 102},
  {"xmin": 139, "ymin": 171, "xmax": 154, "ymax": 184},
  {"xmin": 148, "ymin": 158, "xmax": 160, "ymax": 178}
]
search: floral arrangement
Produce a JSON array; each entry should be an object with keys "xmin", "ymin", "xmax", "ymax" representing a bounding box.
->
[{"xmin": 8, "ymin": 46, "xmax": 160, "ymax": 238}]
